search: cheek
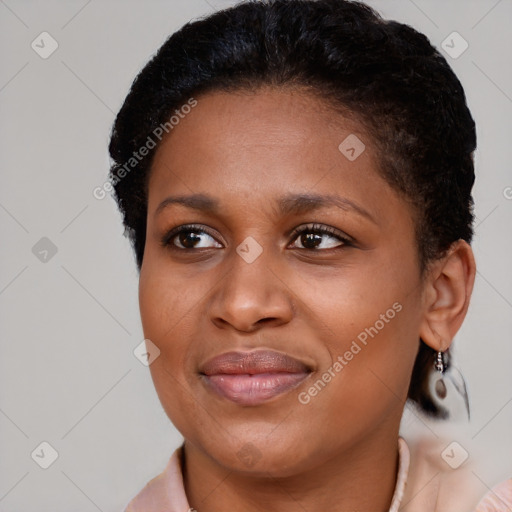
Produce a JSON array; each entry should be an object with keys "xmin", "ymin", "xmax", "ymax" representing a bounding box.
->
[
  {"xmin": 138, "ymin": 265, "xmax": 193, "ymax": 387},
  {"xmin": 138, "ymin": 253, "xmax": 197, "ymax": 338},
  {"xmin": 297, "ymin": 251, "xmax": 422, "ymax": 397},
  {"xmin": 299, "ymin": 306, "xmax": 419, "ymax": 441},
  {"xmin": 295, "ymin": 252, "xmax": 418, "ymax": 343},
  {"xmin": 138, "ymin": 265, "xmax": 203, "ymax": 433}
]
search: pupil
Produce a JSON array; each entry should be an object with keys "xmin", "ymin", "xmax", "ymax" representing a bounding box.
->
[
  {"xmin": 302, "ymin": 233, "xmax": 321, "ymax": 248},
  {"xmin": 180, "ymin": 231, "xmax": 201, "ymax": 248}
]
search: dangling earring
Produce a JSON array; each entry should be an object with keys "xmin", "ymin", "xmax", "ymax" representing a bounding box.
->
[
  {"xmin": 434, "ymin": 351, "xmax": 447, "ymax": 399},
  {"xmin": 435, "ymin": 351, "xmax": 445, "ymax": 374},
  {"xmin": 426, "ymin": 347, "xmax": 470, "ymax": 421}
]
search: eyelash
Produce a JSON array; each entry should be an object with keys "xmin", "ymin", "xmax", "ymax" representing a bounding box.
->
[{"xmin": 160, "ymin": 223, "xmax": 353, "ymax": 252}]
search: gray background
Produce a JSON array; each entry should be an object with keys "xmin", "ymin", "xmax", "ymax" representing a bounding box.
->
[{"xmin": 0, "ymin": 0, "xmax": 511, "ymax": 510}]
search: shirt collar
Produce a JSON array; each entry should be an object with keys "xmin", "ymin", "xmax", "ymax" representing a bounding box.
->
[{"xmin": 125, "ymin": 436, "xmax": 410, "ymax": 512}]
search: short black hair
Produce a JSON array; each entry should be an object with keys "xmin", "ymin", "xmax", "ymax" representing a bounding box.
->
[{"xmin": 108, "ymin": 0, "xmax": 477, "ymax": 418}]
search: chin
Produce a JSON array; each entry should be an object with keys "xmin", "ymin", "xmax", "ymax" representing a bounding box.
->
[{"xmin": 192, "ymin": 428, "xmax": 318, "ymax": 478}]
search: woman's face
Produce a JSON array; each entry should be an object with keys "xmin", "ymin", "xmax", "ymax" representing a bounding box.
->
[{"xmin": 139, "ymin": 87, "xmax": 426, "ymax": 476}]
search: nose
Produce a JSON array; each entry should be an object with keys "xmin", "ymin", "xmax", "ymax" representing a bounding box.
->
[{"xmin": 208, "ymin": 249, "xmax": 295, "ymax": 333}]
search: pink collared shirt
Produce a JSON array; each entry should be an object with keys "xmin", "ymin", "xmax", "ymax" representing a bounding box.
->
[{"xmin": 123, "ymin": 437, "xmax": 512, "ymax": 512}]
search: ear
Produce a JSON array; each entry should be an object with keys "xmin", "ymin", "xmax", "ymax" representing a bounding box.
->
[{"xmin": 419, "ymin": 240, "xmax": 476, "ymax": 352}]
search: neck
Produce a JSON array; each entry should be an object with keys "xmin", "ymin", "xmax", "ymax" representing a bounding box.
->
[{"xmin": 182, "ymin": 428, "xmax": 401, "ymax": 512}]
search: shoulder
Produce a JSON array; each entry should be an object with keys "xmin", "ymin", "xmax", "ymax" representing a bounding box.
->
[
  {"xmin": 474, "ymin": 479, "xmax": 512, "ymax": 512},
  {"xmin": 122, "ymin": 445, "xmax": 190, "ymax": 512},
  {"xmin": 400, "ymin": 432, "xmax": 511, "ymax": 512},
  {"xmin": 123, "ymin": 471, "xmax": 170, "ymax": 512}
]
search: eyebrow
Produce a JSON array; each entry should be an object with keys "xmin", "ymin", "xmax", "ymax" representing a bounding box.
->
[{"xmin": 155, "ymin": 193, "xmax": 376, "ymax": 223}]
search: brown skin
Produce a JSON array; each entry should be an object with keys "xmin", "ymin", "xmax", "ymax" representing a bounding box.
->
[{"xmin": 138, "ymin": 87, "xmax": 476, "ymax": 512}]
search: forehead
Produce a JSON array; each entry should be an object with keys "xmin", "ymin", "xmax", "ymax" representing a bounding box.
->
[
  {"xmin": 157, "ymin": 87, "xmax": 364, "ymax": 147},
  {"xmin": 150, "ymin": 88, "xmax": 373, "ymax": 181},
  {"xmin": 146, "ymin": 87, "xmax": 408, "ymax": 229}
]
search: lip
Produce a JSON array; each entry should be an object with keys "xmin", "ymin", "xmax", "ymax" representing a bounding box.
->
[{"xmin": 199, "ymin": 350, "xmax": 313, "ymax": 406}]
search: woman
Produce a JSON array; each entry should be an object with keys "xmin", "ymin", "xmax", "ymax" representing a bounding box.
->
[{"xmin": 108, "ymin": 1, "xmax": 512, "ymax": 510}]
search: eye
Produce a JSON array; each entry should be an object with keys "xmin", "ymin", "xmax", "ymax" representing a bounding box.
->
[
  {"xmin": 161, "ymin": 224, "xmax": 222, "ymax": 250},
  {"xmin": 161, "ymin": 223, "xmax": 352, "ymax": 252},
  {"xmin": 289, "ymin": 223, "xmax": 352, "ymax": 251}
]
